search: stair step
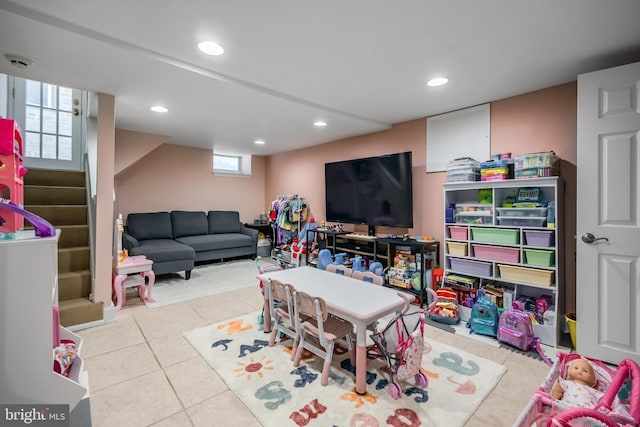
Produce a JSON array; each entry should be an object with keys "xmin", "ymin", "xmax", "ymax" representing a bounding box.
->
[
  {"xmin": 58, "ymin": 225, "xmax": 89, "ymax": 249},
  {"xmin": 58, "ymin": 247, "xmax": 90, "ymax": 273},
  {"xmin": 24, "ymin": 169, "xmax": 85, "ymax": 187},
  {"xmin": 24, "ymin": 185, "xmax": 86, "ymax": 205},
  {"xmin": 59, "ymin": 298, "xmax": 103, "ymax": 327},
  {"xmin": 25, "ymin": 205, "xmax": 87, "ymax": 226},
  {"xmin": 58, "ymin": 270, "xmax": 92, "ymax": 301}
]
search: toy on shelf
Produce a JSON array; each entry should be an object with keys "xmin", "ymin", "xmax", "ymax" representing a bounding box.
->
[
  {"xmin": 113, "ymin": 213, "xmax": 127, "ymax": 264},
  {"xmin": 0, "ymin": 198, "xmax": 55, "ymax": 238}
]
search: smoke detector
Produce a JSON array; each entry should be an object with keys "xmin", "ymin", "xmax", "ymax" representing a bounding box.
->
[{"xmin": 4, "ymin": 54, "xmax": 34, "ymax": 68}]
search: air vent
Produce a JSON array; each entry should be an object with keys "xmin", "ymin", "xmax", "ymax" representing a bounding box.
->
[{"xmin": 4, "ymin": 54, "xmax": 34, "ymax": 68}]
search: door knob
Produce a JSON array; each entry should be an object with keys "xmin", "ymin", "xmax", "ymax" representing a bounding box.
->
[{"xmin": 581, "ymin": 233, "xmax": 609, "ymax": 244}]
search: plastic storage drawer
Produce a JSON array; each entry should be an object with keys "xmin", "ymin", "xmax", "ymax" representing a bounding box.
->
[
  {"xmin": 472, "ymin": 244, "xmax": 520, "ymax": 263},
  {"xmin": 450, "ymin": 257, "xmax": 492, "ymax": 277},
  {"xmin": 455, "ymin": 213, "xmax": 492, "ymax": 224},
  {"xmin": 523, "ymin": 230, "xmax": 554, "ymax": 247},
  {"xmin": 496, "ymin": 207, "xmax": 548, "ymax": 217},
  {"xmin": 496, "ymin": 216, "xmax": 546, "ymax": 227},
  {"xmin": 470, "ymin": 227, "xmax": 519, "ymax": 245},
  {"xmin": 447, "ymin": 241, "xmax": 468, "ymax": 256},
  {"xmin": 498, "ymin": 264, "xmax": 554, "ymax": 286},
  {"xmin": 523, "ymin": 248, "xmax": 554, "ymax": 267},
  {"xmin": 448, "ymin": 225, "xmax": 468, "ymax": 240}
]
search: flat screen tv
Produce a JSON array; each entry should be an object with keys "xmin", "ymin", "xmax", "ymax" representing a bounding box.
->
[{"xmin": 325, "ymin": 151, "xmax": 413, "ymax": 234}]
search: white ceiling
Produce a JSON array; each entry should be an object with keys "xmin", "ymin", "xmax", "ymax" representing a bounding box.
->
[{"xmin": 1, "ymin": 0, "xmax": 639, "ymax": 156}]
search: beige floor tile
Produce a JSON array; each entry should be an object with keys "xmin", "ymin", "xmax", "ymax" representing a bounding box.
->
[
  {"xmin": 148, "ymin": 334, "xmax": 199, "ymax": 368},
  {"xmin": 76, "ymin": 319, "xmax": 146, "ymax": 358},
  {"xmin": 434, "ymin": 330, "xmax": 511, "ymax": 364},
  {"xmin": 188, "ymin": 293, "xmax": 258, "ymax": 324},
  {"xmin": 90, "ymin": 370, "xmax": 183, "ymax": 427},
  {"xmin": 149, "ymin": 411, "xmax": 193, "ymax": 427},
  {"xmin": 187, "ymin": 390, "xmax": 262, "ymax": 427},
  {"xmin": 84, "ymin": 342, "xmax": 161, "ymax": 391},
  {"xmin": 136, "ymin": 304, "xmax": 208, "ymax": 340},
  {"xmin": 164, "ymin": 356, "xmax": 229, "ymax": 408}
]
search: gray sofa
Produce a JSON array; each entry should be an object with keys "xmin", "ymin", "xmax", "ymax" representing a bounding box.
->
[{"xmin": 122, "ymin": 210, "xmax": 258, "ymax": 279}]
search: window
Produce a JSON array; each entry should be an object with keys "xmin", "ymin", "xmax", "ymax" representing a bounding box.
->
[{"xmin": 213, "ymin": 153, "xmax": 252, "ymax": 177}]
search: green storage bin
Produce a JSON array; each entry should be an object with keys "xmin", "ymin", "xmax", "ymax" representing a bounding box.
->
[
  {"xmin": 470, "ymin": 227, "xmax": 519, "ymax": 244},
  {"xmin": 524, "ymin": 248, "xmax": 554, "ymax": 267}
]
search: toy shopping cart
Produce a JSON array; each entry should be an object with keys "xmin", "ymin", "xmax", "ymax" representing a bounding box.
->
[
  {"xmin": 513, "ymin": 351, "xmax": 639, "ymax": 426},
  {"xmin": 368, "ymin": 292, "xmax": 429, "ymax": 399}
]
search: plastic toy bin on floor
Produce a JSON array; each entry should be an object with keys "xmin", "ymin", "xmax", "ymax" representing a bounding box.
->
[
  {"xmin": 523, "ymin": 248, "xmax": 554, "ymax": 267},
  {"xmin": 470, "ymin": 227, "xmax": 519, "ymax": 245},
  {"xmin": 446, "ymin": 241, "xmax": 468, "ymax": 256},
  {"xmin": 497, "ymin": 264, "xmax": 554, "ymax": 286},
  {"xmin": 472, "ymin": 244, "xmax": 519, "ymax": 263},
  {"xmin": 448, "ymin": 225, "xmax": 468, "ymax": 240},
  {"xmin": 449, "ymin": 257, "xmax": 492, "ymax": 277},
  {"xmin": 523, "ymin": 230, "xmax": 554, "ymax": 247}
]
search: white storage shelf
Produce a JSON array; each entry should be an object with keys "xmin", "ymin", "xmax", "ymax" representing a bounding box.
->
[
  {"xmin": 443, "ymin": 177, "xmax": 564, "ymax": 347},
  {"xmin": 0, "ymin": 231, "xmax": 89, "ymax": 412}
]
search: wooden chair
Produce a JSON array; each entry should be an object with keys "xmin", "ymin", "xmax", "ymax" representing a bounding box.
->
[
  {"xmin": 293, "ymin": 291, "xmax": 355, "ymax": 386},
  {"xmin": 325, "ymin": 263, "xmax": 352, "ymax": 277},
  {"xmin": 351, "ymin": 270, "xmax": 384, "ymax": 285},
  {"xmin": 267, "ymin": 280, "xmax": 304, "ymax": 360}
]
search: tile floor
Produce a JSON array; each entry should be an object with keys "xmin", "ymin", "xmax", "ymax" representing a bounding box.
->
[{"xmin": 79, "ymin": 285, "xmax": 560, "ymax": 427}]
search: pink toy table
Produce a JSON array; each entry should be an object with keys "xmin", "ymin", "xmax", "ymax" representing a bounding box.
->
[{"xmin": 112, "ymin": 255, "xmax": 156, "ymax": 311}]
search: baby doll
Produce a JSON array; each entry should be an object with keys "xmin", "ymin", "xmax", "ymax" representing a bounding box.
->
[{"xmin": 551, "ymin": 358, "xmax": 603, "ymax": 408}]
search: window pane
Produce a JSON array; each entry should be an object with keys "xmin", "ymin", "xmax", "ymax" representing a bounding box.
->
[
  {"xmin": 42, "ymin": 134, "xmax": 56, "ymax": 159},
  {"xmin": 25, "ymin": 106, "xmax": 41, "ymax": 132},
  {"xmin": 58, "ymin": 111, "xmax": 72, "ymax": 136},
  {"xmin": 25, "ymin": 132, "xmax": 40, "ymax": 157},
  {"xmin": 26, "ymin": 80, "xmax": 41, "ymax": 106},
  {"xmin": 42, "ymin": 83, "xmax": 57, "ymax": 109},
  {"xmin": 213, "ymin": 155, "xmax": 240, "ymax": 172},
  {"xmin": 59, "ymin": 87, "xmax": 73, "ymax": 111},
  {"xmin": 42, "ymin": 109, "xmax": 57, "ymax": 134},
  {"xmin": 58, "ymin": 136, "xmax": 72, "ymax": 160}
]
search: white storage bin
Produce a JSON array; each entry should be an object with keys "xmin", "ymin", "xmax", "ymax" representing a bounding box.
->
[{"xmin": 496, "ymin": 207, "xmax": 547, "ymax": 217}]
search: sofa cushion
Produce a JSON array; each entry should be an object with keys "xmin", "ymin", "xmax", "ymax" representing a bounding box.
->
[
  {"xmin": 128, "ymin": 239, "xmax": 195, "ymax": 262},
  {"xmin": 208, "ymin": 211, "xmax": 242, "ymax": 234},
  {"xmin": 127, "ymin": 212, "xmax": 173, "ymax": 240},
  {"xmin": 171, "ymin": 211, "xmax": 208, "ymax": 238},
  {"xmin": 176, "ymin": 233, "xmax": 253, "ymax": 252}
]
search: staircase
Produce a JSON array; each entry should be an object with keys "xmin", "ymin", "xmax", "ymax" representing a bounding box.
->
[{"xmin": 23, "ymin": 168, "xmax": 103, "ymax": 327}]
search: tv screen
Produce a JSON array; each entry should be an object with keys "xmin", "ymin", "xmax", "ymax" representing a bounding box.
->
[{"xmin": 325, "ymin": 151, "xmax": 413, "ymax": 228}]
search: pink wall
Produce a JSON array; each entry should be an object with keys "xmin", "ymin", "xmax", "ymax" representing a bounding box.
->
[
  {"xmin": 115, "ymin": 144, "xmax": 267, "ymax": 224},
  {"xmin": 266, "ymin": 82, "xmax": 577, "ymax": 311}
]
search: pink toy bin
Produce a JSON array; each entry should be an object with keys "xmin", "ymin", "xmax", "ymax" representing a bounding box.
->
[
  {"xmin": 472, "ymin": 243, "xmax": 520, "ymax": 263},
  {"xmin": 448, "ymin": 225, "xmax": 468, "ymax": 240}
]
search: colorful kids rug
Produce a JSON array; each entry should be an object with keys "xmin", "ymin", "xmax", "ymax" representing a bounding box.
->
[{"xmin": 183, "ymin": 311, "xmax": 507, "ymax": 427}]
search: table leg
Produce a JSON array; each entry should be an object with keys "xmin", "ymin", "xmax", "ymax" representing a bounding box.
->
[
  {"xmin": 113, "ymin": 273, "xmax": 127, "ymax": 312},
  {"xmin": 141, "ymin": 270, "xmax": 156, "ymax": 303},
  {"xmin": 355, "ymin": 325, "xmax": 367, "ymax": 394},
  {"xmin": 263, "ymin": 283, "xmax": 272, "ymax": 333}
]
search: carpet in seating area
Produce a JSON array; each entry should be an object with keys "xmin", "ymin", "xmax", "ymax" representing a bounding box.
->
[
  {"xmin": 183, "ymin": 310, "xmax": 507, "ymax": 426},
  {"xmin": 145, "ymin": 258, "xmax": 264, "ymax": 308}
]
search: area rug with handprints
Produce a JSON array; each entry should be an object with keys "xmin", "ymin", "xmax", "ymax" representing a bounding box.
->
[{"xmin": 183, "ymin": 311, "xmax": 506, "ymax": 426}]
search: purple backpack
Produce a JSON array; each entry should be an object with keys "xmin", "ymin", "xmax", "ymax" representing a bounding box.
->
[{"xmin": 497, "ymin": 302, "xmax": 552, "ymax": 366}]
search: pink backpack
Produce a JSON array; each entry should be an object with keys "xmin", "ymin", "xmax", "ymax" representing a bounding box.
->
[
  {"xmin": 396, "ymin": 309, "xmax": 425, "ymax": 380},
  {"xmin": 497, "ymin": 302, "xmax": 552, "ymax": 366}
]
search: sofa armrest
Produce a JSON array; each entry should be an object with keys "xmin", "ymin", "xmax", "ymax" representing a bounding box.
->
[
  {"xmin": 122, "ymin": 231, "xmax": 140, "ymax": 250},
  {"xmin": 241, "ymin": 225, "xmax": 259, "ymax": 249}
]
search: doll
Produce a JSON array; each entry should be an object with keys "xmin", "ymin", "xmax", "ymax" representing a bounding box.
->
[{"xmin": 550, "ymin": 358, "xmax": 603, "ymax": 408}]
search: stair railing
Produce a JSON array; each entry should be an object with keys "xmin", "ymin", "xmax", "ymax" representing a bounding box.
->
[{"xmin": 83, "ymin": 153, "xmax": 97, "ymax": 302}]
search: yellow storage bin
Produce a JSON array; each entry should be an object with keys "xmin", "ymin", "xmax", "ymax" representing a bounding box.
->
[
  {"xmin": 497, "ymin": 264, "xmax": 554, "ymax": 286},
  {"xmin": 447, "ymin": 241, "xmax": 468, "ymax": 256}
]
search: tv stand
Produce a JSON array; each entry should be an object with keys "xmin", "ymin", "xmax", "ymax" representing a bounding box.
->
[{"xmin": 306, "ymin": 229, "xmax": 391, "ymax": 267}]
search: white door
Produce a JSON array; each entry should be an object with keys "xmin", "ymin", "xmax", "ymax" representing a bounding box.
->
[{"xmin": 576, "ymin": 61, "xmax": 640, "ymax": 365}]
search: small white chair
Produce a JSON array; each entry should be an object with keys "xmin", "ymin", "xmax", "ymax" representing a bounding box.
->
[
  {"xmin": 351, "ymin": 270, "xmax": 383, "ymax": 285},
  {"xmin": 293, "ymin": 291, "xmax": 355, "ymax": 386},
  {"xmin": 268, "ymin": 280, "xmax": 304, "ymax": 359},
  {"xmin": 325, "ymin": 264, "xmax": 352, "ymax": 277}
]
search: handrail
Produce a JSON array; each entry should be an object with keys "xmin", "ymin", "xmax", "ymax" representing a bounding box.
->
[{"xmin": 83, "ymin": 153, "xmax": 97, "ymax": 302}]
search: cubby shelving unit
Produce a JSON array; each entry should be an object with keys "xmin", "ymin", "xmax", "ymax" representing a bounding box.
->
[{"xmin": 443, "ymin": 177, "xmax": 564, "ymax": 347}]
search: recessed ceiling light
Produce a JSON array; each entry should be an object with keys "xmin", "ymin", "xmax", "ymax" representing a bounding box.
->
[
  {"xmin": 427, "ymin": 77, "xmax": 448, "ymax": 87},
  {"xmin": 254, "ymin": 139, "xmax": 265, "ymax": 145},
  {"xmin": 314, "ymin": 121, "xmax": 327, "ymax": 127},
  {"xmin": 198, "ymin": 41, "xmax": 224, "ymax": 56},
  {"xmin": 150, "ymin": 105, "xmax": 168, "ymax": 113}
]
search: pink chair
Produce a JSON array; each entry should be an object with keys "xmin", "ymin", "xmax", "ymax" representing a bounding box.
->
[
  {"xmin": 267, "ymin": 280, "xmax": 305, "ymax": 360},
  {"xmin": 351, "ymin": 270, "xmax": 383, "ymax": 285},
  {"xmin": 293, "ymin": 291, "xmax": 355, "ymax": 386},
  {"xmin": 325, "ymin": 264, "xmax": 352, "ymax": 277}
]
